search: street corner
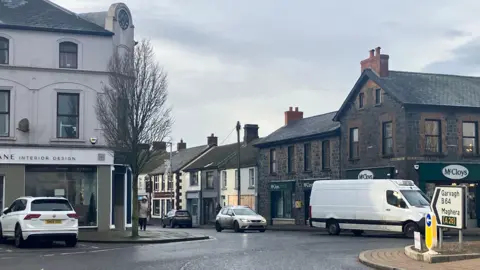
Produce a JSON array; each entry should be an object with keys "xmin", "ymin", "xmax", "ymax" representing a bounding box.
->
[{"xmin": 358, "ymin": 248, "xmax": 406, "ymax": 270}]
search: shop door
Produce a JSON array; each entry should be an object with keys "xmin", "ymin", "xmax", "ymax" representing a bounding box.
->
[
  {"xmin": 0, "ymin": 176, "xmax": 4, "ymax": 210},
  {"xmin": 187, "ymin": 199, "xmax": 199, "ymax": 227},
  {"xmin": 304, "ymin": 190, "xmax": 311, "ymax": 225}
]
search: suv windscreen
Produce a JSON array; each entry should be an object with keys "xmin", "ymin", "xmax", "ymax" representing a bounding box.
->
[
  {"xmin": 400, "ymin": 190, "xmax": 430, "ymax": 207},
  {"xmin": 31, "ymin": 199, "xmax": 73, "ymax": 211},
  {"xmin": 175, "ymin": 211, "xmax": 190, "ymax": 216},
  {"xmin": 233, "ymin": 208, "xmax": 257, "ymax": 216}
]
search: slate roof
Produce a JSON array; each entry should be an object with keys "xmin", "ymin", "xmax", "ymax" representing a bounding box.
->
[
  {"xmin": 334, "ymin": 69, "xmax": 480, "ymax": 120},
  {"xmin": 140, "ymin": 151, "xmax": 169, "ymax": 175},
  {"xmin": 149, "ymin": 145, "xmax": 212, "ymax": 175},
  {"xmin": 0, "ymin": 0, "xmax": 113, "ymax": 36},
  {"xmin": 78, "ymin": 12, "xmax": 108, "ymax": 28},
  {"xmin": 183, "ymin": 143, "xmax": 240, "ymax": 171},
  {"xmin": 254, "ymin": 111, "xmax": 340, "ymax": 147},
  {"xmin": 220, "ymin": 138, "xmax": 263, "ymax": 170}
]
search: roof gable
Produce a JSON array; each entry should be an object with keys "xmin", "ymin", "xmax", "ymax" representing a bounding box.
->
[
  {"xmin": 255, "ymin": 111, "xmax": 340, "ymax": 147},
  {"xmin": 0, "ymin": 0, "xmax": 113, "ymax": 36},
  {"xmin": 148, "ymin": 145, "xmax": 211, "ymax": 175},
  {"xmin": 183, "ymin": 143, "xmax": 239, "ymax": 171}
]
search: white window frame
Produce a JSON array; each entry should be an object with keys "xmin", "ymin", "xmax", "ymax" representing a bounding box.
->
[
  {"xmin": 153, "ymin": 175, "xmax": 159, "ymax": 192},
  {"xmin": 249, "ymin": 168, "xmax": 255, "ymax": 187},
  {"xmin": 221, "ymin": 170, "xmax": 227, "ymax": 189}
]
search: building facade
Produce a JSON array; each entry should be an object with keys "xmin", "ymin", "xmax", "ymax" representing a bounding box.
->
[
  {"xmin": 255, "ymin": 108, "xmax": 340, "ymax": 225},
  {"xmin": 0, "ymin": 1, "xmax": 135, "ymax": 231},
  {"xmin": 334, "ymin": 46, "xmax": 480, "ymax": 228}
]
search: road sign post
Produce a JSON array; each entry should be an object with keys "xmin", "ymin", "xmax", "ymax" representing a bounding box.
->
[
  {"xmin": 431, "ymin": 186, "xmax": 467, "ymax": 249},
  {"xmin": 425, "ymin": 212, "xmax": 437, "ymax": 251}
]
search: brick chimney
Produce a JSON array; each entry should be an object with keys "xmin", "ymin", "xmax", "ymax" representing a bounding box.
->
[
  {"xmin": 243, "ymin": 124, "xmax": 259, "ymax": 144},
  {"xmin": 360, "ymin": 46, "xmax": 389, "ymax": 77},
  {"xmin": 284, "ymin": 107, "xmax": 303, "ymax": 125},
  {"xmin": 152, "ymin": 141, "xmax": 167, "ymax": 151},
  {"xmin": 207, "ymin": 133, "xmax": 218, "ymax": 146},
  {"xmin": 177, "ymin": 139, "xmax": 186, "ymax": 151}
]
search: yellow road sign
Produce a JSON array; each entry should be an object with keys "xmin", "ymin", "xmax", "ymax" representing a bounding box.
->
[{"xmin": 425, "ymin": 212, "xmax": 437, "ymax": 250}]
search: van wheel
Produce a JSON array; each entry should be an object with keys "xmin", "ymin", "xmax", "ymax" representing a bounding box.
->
[
  {"xmin": 403, "ymin": 222, "xmax": 419, "ymax": 238},
  {"xmin": 352, "ymin": 230, "xmax": 364, "ymax": 236},
  {"xmin": 326, "ymin": 220, "xmax": 340, "ymax": 235}
]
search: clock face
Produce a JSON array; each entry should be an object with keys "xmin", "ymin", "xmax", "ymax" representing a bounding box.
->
[{"xmin": 118, "ymin": 9, "xmax": 129, "ymax": 30}]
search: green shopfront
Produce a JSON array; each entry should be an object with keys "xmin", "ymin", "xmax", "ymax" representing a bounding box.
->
[
  {"xmin": 269, "ymin": 181, "xmax": 294, "ymax": 225},
  {"xmin": 416, "ymin": 162, "xmax": 480, "ymax": 228}
]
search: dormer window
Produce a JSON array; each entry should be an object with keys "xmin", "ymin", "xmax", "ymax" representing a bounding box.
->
[
  {"xmin": 0, "ymin": 37, "xmax": 8, "ymax": 65},
  {"xmin": 59, "ymin": 42, "xmax": 78, "ymax": 69}
]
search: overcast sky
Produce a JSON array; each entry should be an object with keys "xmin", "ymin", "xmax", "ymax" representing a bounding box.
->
[{"xmin": 56, "ymin": 0, "xmax": 480, "ymax": 149}]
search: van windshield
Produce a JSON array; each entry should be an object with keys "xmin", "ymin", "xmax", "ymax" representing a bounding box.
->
[{"xmin": 400, "ymin": 190, "xmax": 430, "ymax": 207}]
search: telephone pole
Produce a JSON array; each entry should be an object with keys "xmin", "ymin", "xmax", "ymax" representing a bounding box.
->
[{"xmin": 236, "ymin": 121, "xmax": 241, "ymax": 206}]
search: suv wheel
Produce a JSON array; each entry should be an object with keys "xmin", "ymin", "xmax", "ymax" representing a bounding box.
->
[{"xmin": 15, "ymin": 225, "xmax": 26, "ymax": 248}]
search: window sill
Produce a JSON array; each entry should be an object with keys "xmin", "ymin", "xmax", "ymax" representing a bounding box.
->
[
  {"xmin": 0, "ymin": 136, "xmax": 16, "ymax": 141},
  {"xmin": 374, "ymin": 103, "xmax": 382, "ymax": 107},
  {"xmin": 321, "ymin": 168, "xmax": 331, "ymax": 172},
  {"xmin": 248, "ymin": 186, "xmax": 255, "ymax": 190},
  {"xmin": 221, "ymin": 188, "xmax": 227, "ymax": 190},
  {"xmin": 50, "ymin": 138, "xmax": 85, "ymax": 143}
]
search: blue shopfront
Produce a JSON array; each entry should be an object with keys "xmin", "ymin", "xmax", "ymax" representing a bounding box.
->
[{"xmin": 111, "ymin": 165, "xmax": 133, "ymax": 230}]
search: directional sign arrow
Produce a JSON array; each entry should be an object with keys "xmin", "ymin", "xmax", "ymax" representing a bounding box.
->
[{"xmin": 432, "ymin": 188, "xmax": 440, "ymax": 224}]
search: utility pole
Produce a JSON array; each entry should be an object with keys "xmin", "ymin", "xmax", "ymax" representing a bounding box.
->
[
  {"xmin": 167, "ymin": 141, "xmax": 174, "ymax": 210},
  {"xmin": 236, "ymin": 121, "xmax": 241, "ymax": 206}
]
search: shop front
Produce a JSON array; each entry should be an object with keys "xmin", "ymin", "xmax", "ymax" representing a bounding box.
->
[
  {"xmin": 345, "ymin": 166, "xmax": 396, "ymax": 179},
  {"xmin": 269, "ymin": 181, "xmax": 294, "ymax": 225},
  {"xmin": 186, "ymin": 191, "xmax": 200, "ymax": 227},
  {"xmin": 416, "ymin": 162, "xmax": 480, "ymax": 228},
  {"xmin": 300, "ymin": 179, "xmax": 318, "ymax": 225},
  {"xmin": 0, "ymin": 146, "xmax": 115, "ymax": 231}
]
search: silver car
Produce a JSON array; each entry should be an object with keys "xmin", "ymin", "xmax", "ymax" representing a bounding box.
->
[{"xmin": 215, "ymin": 206, "xmax": 267, "ymax": 233}]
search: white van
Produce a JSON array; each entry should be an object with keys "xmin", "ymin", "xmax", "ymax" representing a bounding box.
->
[{"xmin": 309, "ymin": 179, "xmax": 431, "ymax": 237}]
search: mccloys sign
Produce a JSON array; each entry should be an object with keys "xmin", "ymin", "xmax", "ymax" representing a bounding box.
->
[
  {"xmin": 358, "ymin": 170, "xmax": 374, "ymax": 179},
  {"xmin": 442, "ymin": 165, "xmax": 469, "ymax": 180},
  {"xmin": 417, "ymin": 163, "xmax": 480, "ymax": 182}
]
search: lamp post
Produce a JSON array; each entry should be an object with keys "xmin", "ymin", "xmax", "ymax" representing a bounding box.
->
[
  {"xmin": 145, "ymin": 174, "xmax": 152, "ymax": 219},
  {"xmin": 236, "ymin": 121, "xmax": 241, "ymax": 206},
  {"xmin": 166, "ymin": 141, "xmax": 174, "ymax": 210}
]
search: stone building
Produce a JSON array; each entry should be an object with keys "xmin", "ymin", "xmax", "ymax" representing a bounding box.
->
[
  {"xmin": 333, "ymin": 46, "xmax": 480, "ymax": 228},
  {"xmin": 255, "ymin": 107, "xmax": 340, "ymax": 225}
]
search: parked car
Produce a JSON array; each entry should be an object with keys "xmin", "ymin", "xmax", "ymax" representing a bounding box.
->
[
  {"xmin": 162, "ymin": 210, "xmax": 193, "ymax": 228},
  {"xmin": 0, "ymin": 196, "xmax": 79, "ymax": 248},
  {"xmin": 215, "ymin": 205, "xmax": 267, "ymax": 233}
]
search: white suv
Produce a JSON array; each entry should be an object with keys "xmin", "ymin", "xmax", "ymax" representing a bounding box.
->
[{"xmin": 0, "ymin": 197, "xmax": 79, "ymax": 248}]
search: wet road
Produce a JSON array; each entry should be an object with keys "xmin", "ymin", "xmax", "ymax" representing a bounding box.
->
[{"xmin": 0, "ymin": 228, "xmax": 452, "ymax": 270}]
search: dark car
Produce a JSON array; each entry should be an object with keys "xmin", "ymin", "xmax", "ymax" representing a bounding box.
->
[{"xmin": 161, "ymin": 210, "xmax": 192, "ymax": 228}]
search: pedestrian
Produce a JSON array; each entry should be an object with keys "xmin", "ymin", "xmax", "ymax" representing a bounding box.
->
[{"xmin": 139, "ymin": 197, "xmax": 149, "ymax": 231}]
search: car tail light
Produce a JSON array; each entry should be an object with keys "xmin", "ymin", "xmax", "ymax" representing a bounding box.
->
[
  {"xmin": 24, "ymin": 214, "xmax": 41, "ymax": 220},
  {"xmin": 67, "ymin": 213, "xmax": 79, "ymax": 219},
  {"xmin": 309, "ymin": 206, "xmax": 312, "ymax": 219}
]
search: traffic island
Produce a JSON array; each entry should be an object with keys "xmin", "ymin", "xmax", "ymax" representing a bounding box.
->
[
  {"xmin": 78, "ymin": 229, "xmax": 210, "ymax": 244},
  {"xmin": 404, "ymin": 242, "xmax": 480, "ymax": 263}
]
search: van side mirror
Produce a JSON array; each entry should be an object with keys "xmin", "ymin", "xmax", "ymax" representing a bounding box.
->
[{"xmin": 2, "ymin": 207, "xmax": 8, "ymax": 214}]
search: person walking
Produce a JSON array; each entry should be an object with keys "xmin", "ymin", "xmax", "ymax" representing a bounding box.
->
[{"xmin": 139, "ymin": 197, "xmax": 149, "ymax": 231}]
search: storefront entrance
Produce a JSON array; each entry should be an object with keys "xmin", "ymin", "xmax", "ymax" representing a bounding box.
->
[
  {"xmin": 417, "ymin": 162, "xmax": 480, "ymax": 228},
  {"xmin": 269, "ymin": 181, "xmax": 294, "ymax": 225}
]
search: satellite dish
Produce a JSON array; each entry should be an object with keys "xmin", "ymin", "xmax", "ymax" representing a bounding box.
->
[{"xmin": 17, "ymin": 118, "xmax": 29, "ymax": 132}]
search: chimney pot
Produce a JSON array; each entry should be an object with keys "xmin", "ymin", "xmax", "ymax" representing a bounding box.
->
[
  {"xmin": 361, "ymin": 46, "xmax": 389, "ymax": 77},
  {"xmin": 375, "ymin": 47, "xmax": 381, "ymax": 56},
  {"xmin": 207, "ymin": 134, "xmax": 218, "ymax": 146},
  {"xmin": 243, "ymin": 124, "xmax": 259, "ymax": 144},
  {"xmin": 289, "ymin": 106, "xmax": 293, "ymax": 111},
  {"xmin": 284, "ymin": 107, "xmax": 304, "ymax": 125},
  {"xmin": 177, "ymin": 139, "xmax": 187, "ymax": 151},
  {"xmin": 369, "ymin": 49, "xmax": 374, "ymax": 58}
]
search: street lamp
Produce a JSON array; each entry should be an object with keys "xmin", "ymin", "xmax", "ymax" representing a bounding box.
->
[{"xmin": 236, "ymin": 121, "xmax": 241, "ymax": 206}]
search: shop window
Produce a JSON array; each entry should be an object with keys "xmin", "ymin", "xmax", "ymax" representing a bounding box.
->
[
  {"xmin": 206, "ymin": 171, "xmax": 214, "ymax": 189},
  {"xmin": 153, "ymin": 200, "xmax": 160, "ymax": 216},
  {"xmin": 425, "ymin": 120, "xmax": 441, "ymax": 153},
  {"xmin": 270, "ymin": 149, "xmax": 277, "ymax": 174},
  {"xmin": 0, "ymin": 91, "xmax": 9, "ymax": 137},
  {"xmin": 382, "ymin": 121, "xmax": 393, "ymax": 155},
  {"xmin": 375, "ymin": 89, "xmax": 382, "ymax": 105},
  {"xmin": 287, "ymin": 146, "xmax": 294, "ymax": 173},
  {"xmin": 463, "ymin": 122, "xmax": 478, "ymax": 155},
  {"xmin": 25, "ymin": 165, "xmax": 98, "ymax": 227},
  {"xmin": 161, "ymin": 200, "xmax": 165, "ymax": 216},
  {"xmin": 188, "ymin": 199, "xmax": 198, "ymax": 216},
  {"xmin": 386, "ymin": 190, "xmax": 408, "ymax": 209},
  {"xmin": 166, "ymin": 200, "xmax": 172, "ymax": 212},
  {"xmin": 271, "ymin": 190, "xmax": 292, "ymax": 219},
  {"xmin": 221, "ymin": 171, "xmax": 227, "ymax": 188},
  {"xmin": 349, "ymin": 128, "xmax": 359, "ymax": 159},
  {"xmin": 59, "ymin": 41, "xmax": 78, "ymax": 69},
  {"xmin": 190, "ymin": 172, "xmax": 198, "ymax": 186},
  {"xmin": 167, "ymin": 174, "xmax": 173, "ymax": 191},
  {"xmin": 322, "ymin": 140, "xmax": 330, "ymax": 169},
  {"xmin": 358, "ymin": 93, "xmax": 364, "ymax": 108},
  {"xmin": 304, "ymin": 143, "xmax": 312, "ymax": 171},
  {"xmin": 153, "ymin": 175, "xmax": 159, "ymax": 192},
  {"xmin": 57, "ymin": 93, "xmax": 79, "ymax": 139},
  {"xmin": 0, "ymin": 37, "xmax": 9, "ymax": 65}
]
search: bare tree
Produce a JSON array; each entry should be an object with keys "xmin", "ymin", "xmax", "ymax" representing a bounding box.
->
[{"xmin": 96, "ymin": 39, "xmax": 172, "ymax": 237}]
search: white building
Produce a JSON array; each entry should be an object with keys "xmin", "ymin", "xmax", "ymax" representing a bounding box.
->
[{"xmin": 0, "ymin": 1, "xmax": 135, "ymax": 231}]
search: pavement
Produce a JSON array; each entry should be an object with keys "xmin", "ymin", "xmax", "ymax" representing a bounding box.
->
[
  {"xmin": 1, "ymin": 227, "xmax": 480, "ymax": 270},
  {"xmin": 360, "ymin": 248, "xmax": 480, "ymax": 270},
  {"xmin": 78, "ymin": 228, "xmax": 210, "ymax": 243}
]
